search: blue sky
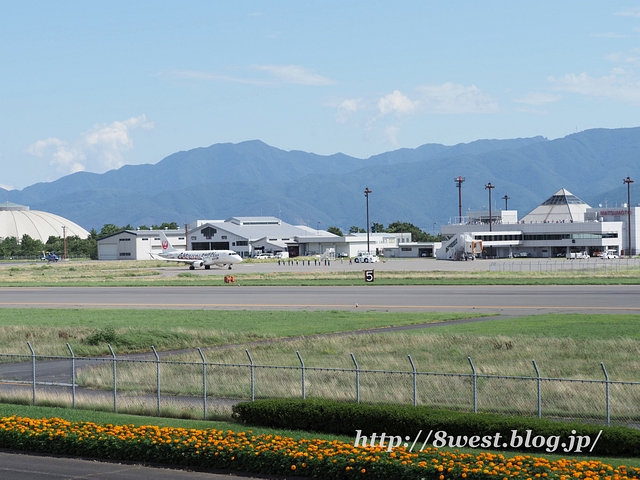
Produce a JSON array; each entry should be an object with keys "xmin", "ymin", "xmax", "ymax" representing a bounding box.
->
[{"xmin": 2, "ymin": 1, "xmax": 640, "ymax": 189}]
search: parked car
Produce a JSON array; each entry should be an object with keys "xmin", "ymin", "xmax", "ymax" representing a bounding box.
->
[
  {"xmin": 603, "ymin": 252, "xmax": 619, "ymax": 259},
  {"xmin": 514, "ymin": 252, "xmax": 530, "ymax": 257}
]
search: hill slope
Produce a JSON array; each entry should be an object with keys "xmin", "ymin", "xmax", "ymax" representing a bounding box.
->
[{"xmin": 5, "ymin": 128, "xmax": 639, "ymax": 231}]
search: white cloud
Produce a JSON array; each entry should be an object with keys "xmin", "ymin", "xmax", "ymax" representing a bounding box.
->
[
  {"xmin": 416, "ymin": 83, "xmax": 499, "ymax": 114},
  {"xmin": 377, "ymin": 90, "xmax": 418, "ymax": 116},
  {"xmin": 253, "ymin": 64, "xmax": 334, "ymax": 85},
  {"xmin": 26, "ymin": 115, "xmax": 153, "ymax": 175},
  {"xmin": 335, "ymin": 98, "xmax": 361, "ymax": 123},
  {"xmin": 605, "ymin": 52, "xmax": 640, "ymax": 66},
  {"xmin": 512, "ymin": 93, "xmax": 562, "ymax": 105},
  {"xmin": 548, "ymin": 71, "xmax": 640, "ymax": 103},
  {"xmin": 615, "ymin": 7, "xmax": 640, "ymax": 17},
  {"xmin": 334, "ymin": 83, "xmax": 498, "ymax": 149}
]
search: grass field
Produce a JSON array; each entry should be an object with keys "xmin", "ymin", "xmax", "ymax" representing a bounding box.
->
[
  {"xmin": 156, "ymin": 313, "xmax": 640, "ymax": 379},
  {"xmin": 0, "ymin": 308, "xmax": 479, "ymax": 356},
  {"xmin": 1, "ymin": 259, "xmax": 640, "ymax": 286}
]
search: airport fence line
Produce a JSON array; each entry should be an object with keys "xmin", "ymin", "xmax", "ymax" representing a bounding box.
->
[
  {"xmin": 489, "ymin": 258, "xmax": 640, "ymax": 272},
  {"xmin": 0, "ymin": 343, "xmax": 638, "ymax": 428}
]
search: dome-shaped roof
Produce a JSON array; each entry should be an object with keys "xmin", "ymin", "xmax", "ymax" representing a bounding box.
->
[{"xmin": 0, "ymin": 202, "xmax": 89, "ymax": 241}]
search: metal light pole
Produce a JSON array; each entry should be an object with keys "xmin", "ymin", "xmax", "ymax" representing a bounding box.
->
[
  {"xmin": 364, "ymin": 188, "xmax": 372, "ymax": 254},
  {"xmin": 455, "ymin": 176, "xmax": 465, "ymax": 224},
  {"xmin": 62, "ymin": 225, "xmax": 67, "ymax": 260},
  {"xmin": 485, "ymin": 183, "xmax": 495, "ymax": 232},
  {"xmin": 502, "ymin": 194, "xmax": 510, "ymax": 210},
  {"xmin": 624, "ymin": 176, "xmax": 634, "ymax": 258}
]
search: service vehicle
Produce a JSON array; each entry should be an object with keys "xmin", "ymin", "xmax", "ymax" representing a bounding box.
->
[{"xmin": 353, "ymin": 252, "xmax": 379, "ymax": 263}]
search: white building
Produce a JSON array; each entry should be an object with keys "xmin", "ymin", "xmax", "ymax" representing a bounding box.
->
[
  {"xmin": 438, "ymin": 189, "xmax": 632, "ymax": 259},
  {"xmin": 0, "ymin": 202, "xmax": 88, "ymax": 242},
  {"xmin": 97, "ymin": 216, "xmax": 436, "ymax": 260}
]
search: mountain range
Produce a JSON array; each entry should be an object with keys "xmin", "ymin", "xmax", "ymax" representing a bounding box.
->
[{"xmin": 5, "ymin": 127, "xmax": 640, "ymax": 232}]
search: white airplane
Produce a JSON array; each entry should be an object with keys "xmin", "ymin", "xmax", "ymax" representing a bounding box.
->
[{"xmin": 154, "ymin": 232, "xmax": 243, "ymax": 270}]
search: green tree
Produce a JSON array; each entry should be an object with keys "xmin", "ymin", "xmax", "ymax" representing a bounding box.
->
[
  {"xmin": 99, "ymin": 224, "xmax": 122, "ymax": 237},
  {"xmin": 348, "ymin": 225, "xmax": 366, "ymax": 234},
  {"xmin": 386, "ymin": 221, "xmax": 430, "ymax": 242},
  {"xmin": 151, "ymin": 222, "xmax": 179, "ymax": 230},
  {"xmin": 371, "ymin": 222, "xmax": 385, "ymax": 233},
  {"xmin": 45, "ymin": 235, "xmax": 63, "ymax": 254},
  {"xmin": 327, "ymin": 226, "xmax": 343, "ymax": 236},
  {"xmin": 19, "ymin": 234, "xmax": 45, "ymax": 257},
  {"xmin": 0, "ymin": 237, "xmax": 19, "ymax": 258},
  {"xmin": 98, "ymin": 224, "xmax": 134, "ymax": 238}
]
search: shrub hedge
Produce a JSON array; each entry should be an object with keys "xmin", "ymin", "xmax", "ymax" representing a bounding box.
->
[{"xmin": 232, "ymin": 398, "xmax": 640, "ymax": 457}]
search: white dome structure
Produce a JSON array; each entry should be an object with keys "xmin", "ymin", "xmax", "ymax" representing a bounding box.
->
[{"xmin": 0, "ymin": 202, "xmax": 89, "ymax": 241}]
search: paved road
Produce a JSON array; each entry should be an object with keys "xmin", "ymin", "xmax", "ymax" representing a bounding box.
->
[
  {"xmin": 0, "ymin": 450, "xmax": 287, "ymax": 480},
  {"xmin": 1, "ymin": 284, "xmax": 639, "ymax": 315}
]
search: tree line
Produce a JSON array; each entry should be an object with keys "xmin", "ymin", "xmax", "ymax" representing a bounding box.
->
[
  {"xmin": 327, "ymin": 221, "xmax": 441, "ymax": 242},
  {"xmin": 0, "ymin": 222, "xmax": 180, "ymax": 260}
]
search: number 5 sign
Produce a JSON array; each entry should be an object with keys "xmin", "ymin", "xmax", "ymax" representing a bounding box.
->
[{"xmin": 364, "ymin": 270, "xmax": 375, "ymax": 282}]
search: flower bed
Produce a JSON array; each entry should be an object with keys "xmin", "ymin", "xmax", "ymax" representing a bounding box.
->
[{"xmin": 0, "ymin": 415, "xmax": 638, "ymax": 479}]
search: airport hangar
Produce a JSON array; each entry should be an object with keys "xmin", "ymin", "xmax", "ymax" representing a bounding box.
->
[
  {"xmin": 437, "ymin": 188, "xmax": 637, "ymax": 259},
  {"xmin": 97, "ymin": 216, "xmax": 440, "ymax": 261}
]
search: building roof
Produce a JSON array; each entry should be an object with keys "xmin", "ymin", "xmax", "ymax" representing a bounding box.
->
[
  {"xmin": 197, "ymin": 217, "xmax": 337, "ymax": 241},
  {"xmin": 520, "ymin": 188, "xmax": 591, "ymax": 223},
  {"xmin": 0, "ymin": 202, "xmax": 89, "ymax": 241}
]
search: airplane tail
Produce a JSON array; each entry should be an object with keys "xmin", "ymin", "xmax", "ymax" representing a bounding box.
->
[{"xmin": 159, "ymin": 231, "xmax": 178, "ymax": 253}]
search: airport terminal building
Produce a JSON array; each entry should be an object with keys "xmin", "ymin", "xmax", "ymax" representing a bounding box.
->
[
  {"xmin": 438, "ymin": 188, "xmax": 636, "ymax": 259},
  {"xmin": 97, "ymin": 216, "xmax": 434, "ymax": 261}
]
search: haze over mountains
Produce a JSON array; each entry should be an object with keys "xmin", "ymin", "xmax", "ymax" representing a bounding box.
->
[{"xmin": 5, "ymin": 127, "xmax": 640, "ymax": 232}]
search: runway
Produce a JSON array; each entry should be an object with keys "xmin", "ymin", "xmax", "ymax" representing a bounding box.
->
[{"xmin": 0, "ymin": 284, "xmax": 639, "ymax": 315}]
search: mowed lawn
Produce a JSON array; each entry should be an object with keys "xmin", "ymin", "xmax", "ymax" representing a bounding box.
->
[{"xmin": 0, "ymin": 308, "xmax": 481, "ymax": 356}]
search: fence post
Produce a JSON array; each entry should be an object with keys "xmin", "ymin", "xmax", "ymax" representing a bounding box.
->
[
  {"xmin": 151, "ymin": 346, "xmax": 160, "ymax": 416},
  {"xmin": 107, "ymin": 344, "xmax": 117, "ymax": 413},
  {"xmin": 67, "ymin": 343, "xmax": 75, "ymax": 409},
  {"xmin": 601, "ymin": 362, "xmax": 610, "ymax": 427},
  {"xmin": 350, "ymin": 353, "xmax": 360, "ymax": 403},
  {"xmin": 408, "ymin": 355, "xmax": 417, "ymax": 407},
  {"xmin": 468, "ymin": 357, "xmax": 477, "ymax": 413},
  {"xmin": 246, "ymin": 349, "xmax": 255, "ymax": 402},
  {"xmin": 197, "ymin": 348, "xmax": 207, "ymax": 420},
  {"xmin": 532, "ymin": 359, "xmax": 541, "ymax": 418},
  {"xmin": 27, "ymin": 342, "xmax": 36, "ymax": 406},
  {"xmin": 296, "ymin": 351, "xmax": 305, "ymax": 400}
]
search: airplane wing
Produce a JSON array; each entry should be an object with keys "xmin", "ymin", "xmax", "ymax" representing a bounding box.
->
[{"xmin": 152, "ymin": 253, "xmax": 204, "ymax": 268}]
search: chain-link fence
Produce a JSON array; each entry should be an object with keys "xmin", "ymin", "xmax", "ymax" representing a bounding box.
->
[
  {"xmin": 490, "ymin": 258, "xmax": 640, "ymax": 272},
  {"xmin": 1, "ymin": 343, "xmax": 638, "ymax": 427}
]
